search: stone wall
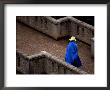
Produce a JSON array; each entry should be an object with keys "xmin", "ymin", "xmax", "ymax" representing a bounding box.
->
[
  {"xmin": 16, "ymin": 16, "xmax": 94, "ymax": 57},
  {"xmin": 16, "ymin": 50, "xmax": 87, "ymax": 74},
  {"xmin": 16, "ymin": 16, "xmax": 94, "ymax": 44},
  {"xmin": 91, "ymin": 38, "xmax": 94, "ymax": 58},
  {"xmin": 16, "ymin": 16, "xmax": 60, "ymax": 40},
  {"xmin": 16, "ymin": 50, "xmax": 30, "ymax": 74},
  {"xmin": 69, "ymin": 17, "xmax": 94, "ymax": 45}
]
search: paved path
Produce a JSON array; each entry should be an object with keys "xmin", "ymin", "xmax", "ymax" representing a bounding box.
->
[{"xmin": 16, "ymin": 22, "xmax": 94, "ymax": 74}]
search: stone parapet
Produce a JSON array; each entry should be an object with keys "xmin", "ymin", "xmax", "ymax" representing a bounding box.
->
[
  {"xmin": 16, "ymin": 50, "xmax": 87, "ymax": 74},
  {"xmin": 16, "ymin": 16, "xmax": 94, "ymax": 45}
]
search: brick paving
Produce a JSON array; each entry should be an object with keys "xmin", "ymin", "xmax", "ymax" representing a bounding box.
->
[{"xmin": 16, "ymin": 22, "xmax": 94, "ymax": 74}]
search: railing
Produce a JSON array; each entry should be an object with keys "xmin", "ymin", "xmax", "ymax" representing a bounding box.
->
[
  {"xmin": 16, "ymin": 50, "xmax": 87, "ymax": 74},
  {"xmin": 16, "ymin": 16, "xmax": 94, "ymax": 45}
]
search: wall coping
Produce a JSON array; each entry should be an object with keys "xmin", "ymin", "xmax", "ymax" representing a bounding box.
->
[
  {"xmin": 44, "ymin": 16, "xmax": 94, "ymax": 31},
  {"xmin": 40, "ymin": 51, "xmax": 87, "ymax": 74}
]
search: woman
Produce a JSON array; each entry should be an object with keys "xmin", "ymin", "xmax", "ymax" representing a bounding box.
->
[{"xmin": 65, "ymin": 36, "xmax": 82, "ymax": 67}]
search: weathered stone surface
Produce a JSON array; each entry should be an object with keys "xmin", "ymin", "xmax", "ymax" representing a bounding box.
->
[
  {"xmin": 16, "ymin": 16, "xmax": 94, "ymax": 45},
  {"xmin": 16, "ymin": 22, "xmax": 94, "ymax": 74},
  {"xmin": 16, "ymin": 50, "xmax": 87, "ymax": 74},
  {"xmin": 91, "ymin": 38, "xmax": 94, "ymax": 58},
  {"xmin": 16, "ymin": 51, "xmax": 30, "ymax": 74}
]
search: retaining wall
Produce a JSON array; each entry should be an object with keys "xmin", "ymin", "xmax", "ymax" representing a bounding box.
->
[{"xmin": 16, "ymin": 50, "xmax": 87, "ymax": 74}]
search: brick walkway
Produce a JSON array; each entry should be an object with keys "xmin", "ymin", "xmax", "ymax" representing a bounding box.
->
[{"xmin": 16, "ymin": 22, "xmax": 94, "ymax": 74}]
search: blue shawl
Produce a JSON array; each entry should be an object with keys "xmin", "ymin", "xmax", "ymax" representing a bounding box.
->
[{"xmin": 65, "ymin": 41, "xmax": 82, "ymax": 67}]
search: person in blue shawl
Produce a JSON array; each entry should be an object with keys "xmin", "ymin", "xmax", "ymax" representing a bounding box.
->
[{"xmin": 65, "ymin": 36, "xmax": 82, "ymax": 67}]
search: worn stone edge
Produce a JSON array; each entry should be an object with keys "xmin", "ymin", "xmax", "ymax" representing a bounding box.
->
[{"xmin": 16, "ymin": 50, "xmax": 88, "ymax": 74}]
